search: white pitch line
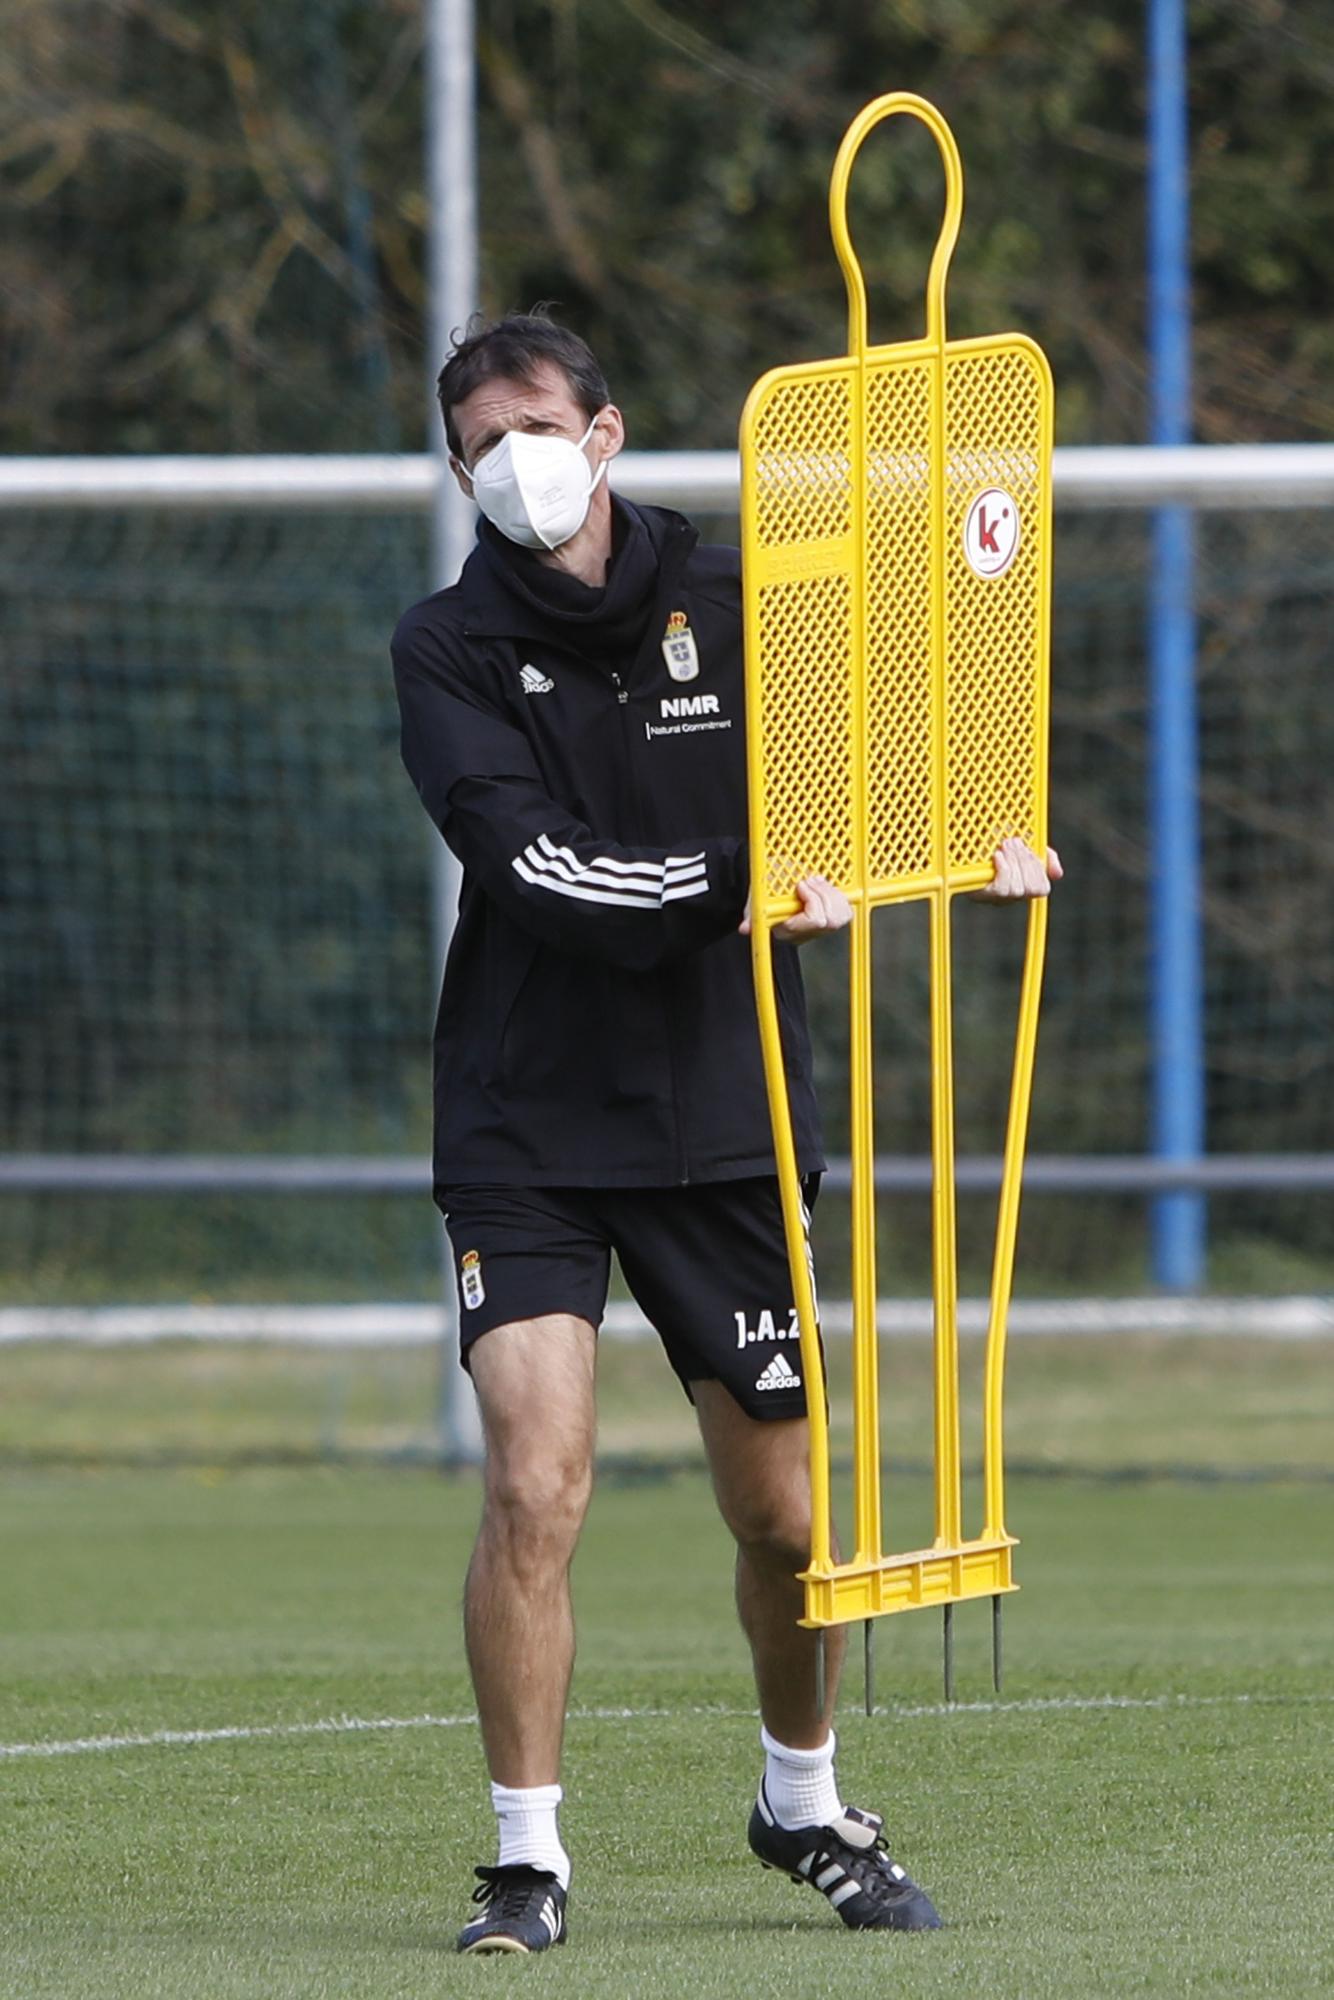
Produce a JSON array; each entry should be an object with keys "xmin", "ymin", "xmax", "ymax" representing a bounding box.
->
[
  {"xmin": 876, "ymin": 1690, "xmax": 1334, "ymax": 1720},
  {"xmin": 0, "ymin": 1711, "xmax": 478, "ymax": 1761},
  {"xmin": 2, "ymin": 1691, "xmax": 1329, "ymax": 1764},
  {"xmin": 0, "ymin": 1706, "xmax": 696, "ymax": 1763}
]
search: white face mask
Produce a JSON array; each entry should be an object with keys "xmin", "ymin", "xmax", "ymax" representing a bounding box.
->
[{"xmin": 469, "ymin": 414, "xmax": 607, "ymax": 551}]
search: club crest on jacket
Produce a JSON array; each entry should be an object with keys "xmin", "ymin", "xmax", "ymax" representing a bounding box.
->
[{"xmin": 662, "ymin": 610, "xmax": 700, "ymax": 681}]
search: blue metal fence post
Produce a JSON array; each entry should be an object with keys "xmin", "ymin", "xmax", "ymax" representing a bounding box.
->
[{"xmin": 1147, "ymin": 0, "xmax": 1207, "ymax": 1287}]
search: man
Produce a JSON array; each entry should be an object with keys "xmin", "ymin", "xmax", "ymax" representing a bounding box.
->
[{"xmin": 392, "ymin": 311, "xmax": 1059, "ymax": 1956}]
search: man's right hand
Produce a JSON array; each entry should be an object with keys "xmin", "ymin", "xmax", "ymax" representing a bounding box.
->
[{"xmin": 739, "ymin": 875, "xmax": 853, "ymax": 944}]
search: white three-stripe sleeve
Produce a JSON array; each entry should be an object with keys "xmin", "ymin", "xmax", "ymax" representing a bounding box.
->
[
  {"xmin": 392, "ymin": 638, "xmax": 747, "ymax": 967},
  {"xmin": 512, "ymin": 831, "xmax": 711, "ymax": 908}
]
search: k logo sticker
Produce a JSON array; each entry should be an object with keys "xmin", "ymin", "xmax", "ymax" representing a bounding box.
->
[{"xmin": 963, "ymin": 488, "xmax": 1021, "ymax": 579}]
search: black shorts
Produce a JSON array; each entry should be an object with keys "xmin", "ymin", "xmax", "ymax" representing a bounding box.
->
[{"xmin": 436, "ymin": 1176, "xmax": 821, "ymax": 1421}]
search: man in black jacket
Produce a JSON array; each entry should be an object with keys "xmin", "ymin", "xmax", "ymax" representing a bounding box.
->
[{"xmin": 392, "ymin": 312, "xmax": 1058, "ymax": 1955}]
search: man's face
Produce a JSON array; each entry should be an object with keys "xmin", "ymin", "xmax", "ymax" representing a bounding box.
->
[{"xmin": 449, "ymin": 359, "xmax": 622, "ymax": 491}]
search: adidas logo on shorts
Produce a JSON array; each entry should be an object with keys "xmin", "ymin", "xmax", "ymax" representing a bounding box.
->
[{"xmin": 755, "ymin": 1353, "xmax": 801, "ymax": 1391}]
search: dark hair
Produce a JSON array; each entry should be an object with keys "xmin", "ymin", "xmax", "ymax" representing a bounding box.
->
[{"xmin": 436, "ymin": 310, "xmax": 609, "ymax": 460}]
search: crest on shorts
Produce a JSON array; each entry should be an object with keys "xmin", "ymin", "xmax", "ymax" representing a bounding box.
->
[
  {"xmin": 460, "ymin": 1249, "xmax": 486, "ymax": 1311},
  {"xmin": 662, "ymin": 609, "xmax": 700, "ymax": 682}
]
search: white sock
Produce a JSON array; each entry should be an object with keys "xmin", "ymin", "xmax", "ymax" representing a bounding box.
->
[
  {"xmin": 491, "ymin": 1781, "xmax": 571, "ymax": 1890},
  {"xmin": 760, "ymin": 1726, "xmax": 842, "ymax": 1830}
]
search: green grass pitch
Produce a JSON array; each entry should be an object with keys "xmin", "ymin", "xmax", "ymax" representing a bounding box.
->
[{"xmin": 3, "ymin": 1343, "xmax": 1333, "ymax": 1997}]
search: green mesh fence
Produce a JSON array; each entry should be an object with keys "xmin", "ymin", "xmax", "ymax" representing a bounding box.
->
[
  {"xmin": 2, "ymin": 501, "xmax": 1332, "ymax": 1301},
  {"xmin": 2, "ymin": 508, "xmax": 438, "ymax": 1300}
]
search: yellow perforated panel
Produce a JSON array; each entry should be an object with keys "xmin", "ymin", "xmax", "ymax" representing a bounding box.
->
[
  {"xmin": 746, "ymin": 365, "xmax": 857, "ymax": 901},
  {"xmin": 741, "ymin": 330, "xmax": 1051, "ymax": 913},
  {"xmin": 751, "ymin": 371, "xmax": 854, "ymax": 552},
  {"xmin": 865, "ymin": 358, "xmax": 934, "ymax": 888},
  {"xmin": 755, "ymin": 570, "xmax": 856, "ymax": 899},
  {"xmin": 943, "ymin": 343, "xmax": 1047, "ymax": 871}
]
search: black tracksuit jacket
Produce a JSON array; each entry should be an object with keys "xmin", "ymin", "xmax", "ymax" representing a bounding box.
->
[{"xmin": 391, "ymin": 499, "xmax": 823, "ymax": 1190}]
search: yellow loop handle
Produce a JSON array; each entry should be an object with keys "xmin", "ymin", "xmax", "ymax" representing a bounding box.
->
[{"xmin": 829, "ymin": 91, "xmax": 964, "ymax": 357}]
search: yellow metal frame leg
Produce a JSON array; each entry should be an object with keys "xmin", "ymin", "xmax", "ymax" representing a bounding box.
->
[
  {"xmin": 929, "ymin": 889, "xmax": 962, "ymax": 1560},
  {"xmin": 984, "ymin": 894, "xmax": 1049, "ymax": 1544},
  {"xmin": 751, "ymin": 921, "xmax": 834, "ymax": 1584}
]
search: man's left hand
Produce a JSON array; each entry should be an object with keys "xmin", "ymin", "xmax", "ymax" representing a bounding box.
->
[{"xmin": 971, "ymin": 836, "xmax": 1064, "ymax": 904}]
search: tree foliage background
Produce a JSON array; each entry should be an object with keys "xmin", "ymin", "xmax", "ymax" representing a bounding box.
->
[{"xmin": 3, "ymin": 0, "xmax": 1332, "ymax": 456}]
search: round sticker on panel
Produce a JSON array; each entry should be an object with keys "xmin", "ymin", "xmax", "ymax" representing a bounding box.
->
[{"xmin": 963, "ymin": 488, "xmax": 1021, "ymax": 579}]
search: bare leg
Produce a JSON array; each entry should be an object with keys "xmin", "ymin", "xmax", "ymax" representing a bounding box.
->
[
  {"xmin": 465, "ymin": 1314, "xmax": 598, "ymax": 1787},
  {"xmin": 693, "ymin": 1382, "xmax": 845, "ymax": 1746}
]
